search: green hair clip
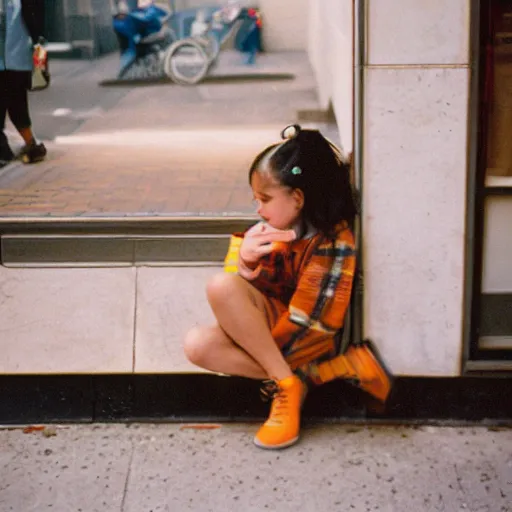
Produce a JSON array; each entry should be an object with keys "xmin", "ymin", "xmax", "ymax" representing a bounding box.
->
[{"xmin": 291, "ymin": 166, "xmax": 302, "ymax": 176}]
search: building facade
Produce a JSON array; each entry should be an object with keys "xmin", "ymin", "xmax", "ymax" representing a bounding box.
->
[
  {"xmin": 43, "ymin": 0, "xmax": 308, "ymax": 57},
  {"xmin": 308, "ymin": 0, "xmax": 512, "ymax": 376},
  {"xmin": 44, "ymin": 0, "xmax": 118, "ymax": 57}
]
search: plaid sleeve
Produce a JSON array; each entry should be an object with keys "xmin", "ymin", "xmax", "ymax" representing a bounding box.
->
[
  {"xmin": 243, "ymin": 243, "xmax": 294, "ymax": 300},
  {"xmin": 271, "ymin": 231, "xmax": 356, "ymax": 368}
]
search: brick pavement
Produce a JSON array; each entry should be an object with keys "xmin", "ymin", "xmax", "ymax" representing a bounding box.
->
[
  {"xmin": 0, "ymin": 141, "xmax": 255, "ymax": 217},
  {"xmin": 0, "ymin": 51, "xmax": 336, "ymax": 219}
]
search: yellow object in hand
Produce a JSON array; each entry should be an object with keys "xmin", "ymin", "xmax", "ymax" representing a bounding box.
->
[{"xmin": 224, "ymin": 234, "xmax": 243, "ymax": 273}]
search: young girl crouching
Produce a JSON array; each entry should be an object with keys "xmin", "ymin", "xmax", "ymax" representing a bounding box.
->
[{"xmin": 184, "ymin": 124, "xmax": 392, "ymax": 449}]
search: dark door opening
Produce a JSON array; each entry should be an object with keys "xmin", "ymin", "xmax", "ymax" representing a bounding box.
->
[{"xmin": 470, "ymin": 0, "xmax": 512, "ymax": 364}]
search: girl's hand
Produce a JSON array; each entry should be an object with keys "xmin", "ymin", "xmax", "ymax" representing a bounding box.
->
[{"xmin": 240, "ymin": 223, "xmax": 296, "ymax": 268}]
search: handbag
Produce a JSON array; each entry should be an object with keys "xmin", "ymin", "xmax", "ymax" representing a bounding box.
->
[{"xmin": 31, "ymin": 42, "xmax": 50, "ymax": 91}]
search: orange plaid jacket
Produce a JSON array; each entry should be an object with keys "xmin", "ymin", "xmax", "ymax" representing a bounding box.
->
[{"xmin": 227, "ymin": 223, "xmax": 356, "ymax": 369}]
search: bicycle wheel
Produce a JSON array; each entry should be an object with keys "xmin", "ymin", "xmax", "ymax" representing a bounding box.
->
[{"xmin": 163, "ymin": 39, "xmax": 209, "ymax": 85}]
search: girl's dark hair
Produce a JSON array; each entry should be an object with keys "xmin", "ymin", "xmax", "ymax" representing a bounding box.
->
[{"xmin": 249, "ymin": 124, "xmax": 358, "ymax": 237}]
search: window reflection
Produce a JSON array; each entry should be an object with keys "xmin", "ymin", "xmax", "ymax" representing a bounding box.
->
[{"xmin": 479, "ymin": 1, "xmax": 512, "ymax": 354}]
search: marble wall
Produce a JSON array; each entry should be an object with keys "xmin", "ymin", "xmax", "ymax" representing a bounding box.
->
[
  {"xmin": 308, "ymin": 0, "xmax": 354, "ymax": 154},
  {"xmin": 362, "ymin": 0, "xmax": 471, "ymax": 375}
]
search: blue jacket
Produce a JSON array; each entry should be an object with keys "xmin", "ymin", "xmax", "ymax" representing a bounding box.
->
[{"xmin": 0, "ymin": 0, "xmax": 44, "ymax": 71}]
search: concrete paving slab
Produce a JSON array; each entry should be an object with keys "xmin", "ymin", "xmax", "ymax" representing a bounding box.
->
[
  {"xmin": 0, "ymin": 425, "xmax": 132, "ymax": 512},
  {"xmin": 0, "ymin": 267, "xmax": 136, "ymax": 374},
  {"xmin": 121, "ymin": 424, "xmax": 512, "ymax": 512},
  {"xmin": 135, "ymin": 267, "xmax": 218, "ymax": 373},
  {"xmin": 73, "ymin": 86, "xmax": 318, "ymax": 133},
  {"xmin": 1, "ymin": 424, "xmax": 507, "ymax": 512}
]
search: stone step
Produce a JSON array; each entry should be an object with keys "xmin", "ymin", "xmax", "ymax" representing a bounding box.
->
[
  {"xmin": 0, "ymin": 217, "xmax": 254, "ymax": 267},
  {"xmin": 0, "ymin": 217, "xmax": 249, "ymax": 376}
]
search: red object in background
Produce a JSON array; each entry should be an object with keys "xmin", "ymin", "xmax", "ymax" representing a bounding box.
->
[
  {"xmin": 33, "ymin": 45, "xmax": 48, "ymax": 70},
  {"xmin": 23, "ymin": 425, "xmax": 45, "ymax": 434},
  {"xmin": 247, "ymin": 8, "xmax": 262, "ymax": 28}
]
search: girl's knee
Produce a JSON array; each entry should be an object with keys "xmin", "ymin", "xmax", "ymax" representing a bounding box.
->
[
  {"xmin": 206, "ymin": 272, "xmax": 241, "ymax": 304},
  {"xmin": 183, "ymin": 326, "xmax": 208, "ymax": 365}
]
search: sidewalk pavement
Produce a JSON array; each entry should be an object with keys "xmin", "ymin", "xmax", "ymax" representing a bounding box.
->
[
  {"xmin": 0, "ymin": 423, "xmax": 510, "ymax": 511},
  {"xmin": 0, "ymin": 51, "xmax": 330, "ymax": 219}
]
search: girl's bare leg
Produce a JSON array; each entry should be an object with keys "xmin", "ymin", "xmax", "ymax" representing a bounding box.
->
[
  {"xmin": 184, "ymin": 324, "xmax": 267, "ymax": 379},
  {"xmin": 185, "ymin": 273, "xmax": 306, "ymax": 450},
  {"xmin": 204, "ymin": 273, "xmax": 293, "ymax": 381}
]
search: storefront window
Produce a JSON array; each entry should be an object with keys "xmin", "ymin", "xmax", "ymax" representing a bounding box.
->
[
  {"xmin": 486, "ymin": 0, "xmax": 512, "ymax": 182},
  {"xmin": 477, "ymin": 0, "xmax": 512, "ymax": 357}
]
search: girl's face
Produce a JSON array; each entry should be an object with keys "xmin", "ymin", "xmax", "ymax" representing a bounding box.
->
[{"xmin": 251, "ymin": 171, "xmax": 304, "ymax": 230}]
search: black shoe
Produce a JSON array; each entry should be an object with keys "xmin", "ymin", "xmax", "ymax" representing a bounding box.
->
[
  {"xmin": 0, "ymin": 141, "xmax": 15, "ymax": 163},
  {"xmin": 20, "ymin": 141, "xmax": 47, "ymax": 164},
  {"xmin": 0, "ymin": 150, "xmax": 14, "ymax": 168}
]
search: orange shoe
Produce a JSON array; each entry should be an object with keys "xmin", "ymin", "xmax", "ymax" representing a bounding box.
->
[
  {"xmin": 254, "ymin": 375, "xmax": 306, "ymax": 450},
  {"xmin": 306, "ymin": 340, "xmax": 393, "ymax": 403},
  {"xmin": 344, "ymin": 341, "xmax": 393, "ymax": 403}
]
